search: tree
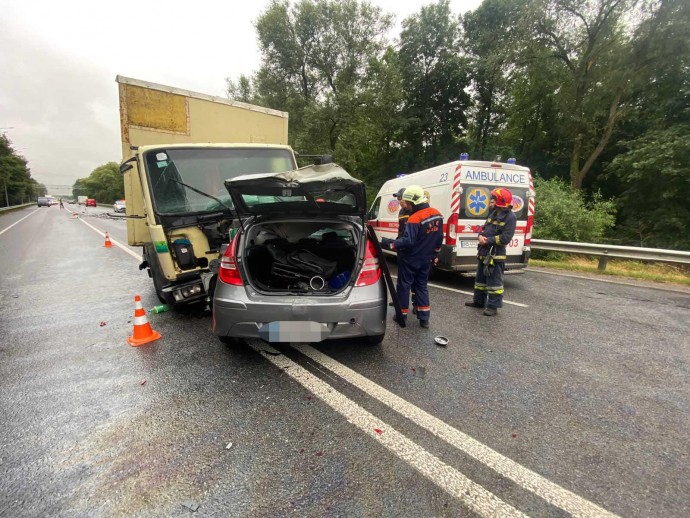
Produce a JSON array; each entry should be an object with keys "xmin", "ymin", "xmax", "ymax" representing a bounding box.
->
[
  {"xmin": 398, "ymin": 0, "xmax": 471, "ymax": 168},
  {"xmin": 462, "ymin": 0, "xmax": 529, "ymax": 160},
  {"xmin": 0, "ymin": 133, "xmax": 44, "ymax": 206},
  {"xmin": 524, "ymin": 0, "xmax": 687, "ymax": 189},
  {"xmin": 72, "ymin": 162, "xmax": 123, "ymax": 203},
  {"xmin": 253, "ymin": 0, "xmax": 392, "ymax": 149}
]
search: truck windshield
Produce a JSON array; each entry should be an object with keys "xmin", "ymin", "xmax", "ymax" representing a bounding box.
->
[{"xmin": 145, "ymin": 147, "xmax": 295, "ymax": 215}]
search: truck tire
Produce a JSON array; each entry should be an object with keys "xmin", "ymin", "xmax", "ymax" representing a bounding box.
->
[{"xmin": 144, "ymin": 246, "xmax": 168, "ymax": 304}]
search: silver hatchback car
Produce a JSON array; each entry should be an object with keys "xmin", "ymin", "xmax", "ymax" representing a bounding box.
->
[{"xmin": 212, "ymin": 163, "xmax": 387, "ymax": 345}]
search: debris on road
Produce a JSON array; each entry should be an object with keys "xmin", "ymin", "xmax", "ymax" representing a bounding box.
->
[
  {"xmin": 226, "ymin": 442, "xmax": 233, "ymax": 450},
  {"xmin": 99, "ymin": 321, "xmax": 107, "ymax": 327},
  {"xmin": 182, "ymin": 500, "xmax": 200, "ymax": 512},
  {"xmin": 434, "ymin": 336, "xmax": 449, "ymax": 346},
  {"xmin": 374, "ymin": 428, "xmax": 383, "ymax": 435},
  {"xmin": 140, "ymin": 380, "xmax": 147, "ymax": 386}
]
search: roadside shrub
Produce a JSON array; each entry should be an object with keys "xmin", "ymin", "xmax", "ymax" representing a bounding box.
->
[{"xmin": 532, "ymin": 177, "xmax": 617, "ymax": 259}]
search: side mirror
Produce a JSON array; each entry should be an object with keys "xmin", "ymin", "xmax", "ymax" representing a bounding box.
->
[{"xmin": 120, "ymin": 156, "xmax": 136, "ymax": 174}]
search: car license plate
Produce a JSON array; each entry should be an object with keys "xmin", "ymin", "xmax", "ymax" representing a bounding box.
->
[
  {"xmin": 259, "ymin": 321, "xmax": 325, "ymax": 343},
  {"xmin": 460, "ymin": 240, "xmax": 477, "ymax": 248}
]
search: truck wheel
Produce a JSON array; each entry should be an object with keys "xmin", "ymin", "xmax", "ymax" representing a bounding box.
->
[{"xmin": 144, "ymin": 247, "xmax": 169, "ymax": 305}]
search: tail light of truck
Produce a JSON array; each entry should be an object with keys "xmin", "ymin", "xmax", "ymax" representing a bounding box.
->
[
  {"xmin": 219, "ymin": 232, "xmax": 243, "ymax": 285},
  {"xmin": 355, "ymin": 239, "xmax": 382, "ymax": 287},
  {"xmin": 525, "ymin": 215, "xmax": 534, "ymax": 247},
  {"xmin": 445, "ymin": 213, "xmax": 459, "ymax": 245}
]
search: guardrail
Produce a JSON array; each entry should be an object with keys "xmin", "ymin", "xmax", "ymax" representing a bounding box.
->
[
  {"xmin": 531, "ymin": 239, "xmax": 690, "ymax": 270},
  {"xmin": 0, "ymin": 203, "xmax": 35, "ymax": 213}
]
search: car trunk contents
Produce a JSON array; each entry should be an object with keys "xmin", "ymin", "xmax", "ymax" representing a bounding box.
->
[{"xmin": 244, "ymin": 221, "xmax": 358, "ymax": 293}]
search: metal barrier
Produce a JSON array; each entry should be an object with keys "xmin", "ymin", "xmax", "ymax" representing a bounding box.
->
[
  {"xmin": 0, "ymin": 203, "xmax": 35, "ymax": 213},
  {"xmin": 531, "ymin": 239, "xmax": 690, "ymax": 270}
]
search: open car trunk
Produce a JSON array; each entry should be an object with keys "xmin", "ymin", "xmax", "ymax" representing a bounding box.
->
[{"xmin": 242, "ymin": 219, "xmax": 360, "ymax": 294}]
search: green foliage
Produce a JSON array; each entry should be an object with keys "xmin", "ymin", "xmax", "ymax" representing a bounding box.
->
[
  {"xmin": 230, "ymin": 0, "xmax": 690, "ymax": 249},
  {"xmin": 72, "ymin": 162, "xmax": 123, "ymax": 204},
  {"xmin": 398, "ymin": 0, "xmax": 471, "ymax": 168},
  {"xmin": 606, "ymin": 125, "xmax": 690, "ymax": 250},
  {"xmin": 0, "ymin": 133, "xmax": 45, "ymax": 206},
  {"xmin": 533, "ymin": 177, "xmax": 616, "ymax": 243}
]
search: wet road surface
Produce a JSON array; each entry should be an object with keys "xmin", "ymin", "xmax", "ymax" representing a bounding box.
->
[{"xmin": 1, "ymin": 206, "xmax": 689, "ymax": 517}]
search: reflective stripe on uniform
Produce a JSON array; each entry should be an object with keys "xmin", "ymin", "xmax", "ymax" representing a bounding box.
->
[
  {"xmin": 416, "ymin": 305, "xmax": 431, "ymax": 311},
  {"xmin": 487, "ymin": 287, "xmax": 504, "ymax": 295},
  {"xmin": 474, "ymin": 282, "xmax": 488, "ymax": 292}
]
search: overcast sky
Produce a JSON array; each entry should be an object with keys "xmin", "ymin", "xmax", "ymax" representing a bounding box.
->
[{"xmin": 0, "ymin": 0, "xmax": 481, "ymax": 189}]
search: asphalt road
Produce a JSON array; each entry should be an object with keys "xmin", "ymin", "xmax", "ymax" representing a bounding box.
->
[{"xmin": 1, "ymin": 205, "xmax": 689, "ymax": 517}]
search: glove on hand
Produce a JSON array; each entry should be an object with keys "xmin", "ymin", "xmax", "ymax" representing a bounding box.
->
[{"xmin": 380, "ymin": 237, "xmax": 394, "ymax": 250}]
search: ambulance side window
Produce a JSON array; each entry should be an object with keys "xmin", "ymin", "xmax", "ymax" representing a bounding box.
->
[{"xmin": 368, "ymin": 197, "xmax": 381, "ymax": 220}]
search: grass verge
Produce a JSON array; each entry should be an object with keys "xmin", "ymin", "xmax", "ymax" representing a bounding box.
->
[{"xmin": 529, "ymin": 256, "xmax": 690, "ymax": 286}]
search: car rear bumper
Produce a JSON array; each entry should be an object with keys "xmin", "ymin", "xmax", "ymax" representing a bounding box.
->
[{"xmin": 212, "ymin": 282, "xmax": 387, "ymax": 342}]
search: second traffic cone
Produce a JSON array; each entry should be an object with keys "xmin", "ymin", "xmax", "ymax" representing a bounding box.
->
[
  {"xmin": 104, "ymin": 231, "xmax": 113, "ymax": 248},
  {"xmin": 127, "ymin": 295, "xmax": 162, "ymax": 347}
]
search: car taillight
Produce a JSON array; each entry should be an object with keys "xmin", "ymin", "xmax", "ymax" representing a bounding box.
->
[
  {"xmin": 355, "ymin": 239, "xmax": 382, "ymax": 287},
  {"xmin": 219, "ymin": 231, "xmax": 243, "ymax": 285},
  {"xmin": 445, "ymin": 212, "xmax": 458, "ymax": 245},
  {"xmin": 525, "ymin": 215, "xmax": 534, "ymax": 246}
]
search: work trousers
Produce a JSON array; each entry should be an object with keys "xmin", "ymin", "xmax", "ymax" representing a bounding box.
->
[
  {"xmin": 472, "ymin": 260, "xmax": 505, "ymax": 309},
  {"xmin": 397, "ymin": 259, "xmax": 431, "ymax": 321}
]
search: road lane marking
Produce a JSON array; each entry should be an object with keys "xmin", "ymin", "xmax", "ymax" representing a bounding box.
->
[
  {"xmin": 0, "ymin": 209, "xmax": 40, "ymax": 236},
  {"xmin": 77, "ymin": 217, "xmax": 143, "ymax": 261},
  {"xmin": 250, "ymin": 341, "xmax": 527, "ymax": 517},
  {"xmin": 391, "ymin": 275, "xmax": 529, "ymax": 308},
  {"xmin": 526, "ymin": 268, "xmax": 690, "ymax": 294},
  {"xmin": 294, "ymin": 343, "xmax": 618, "ymax": 518}
]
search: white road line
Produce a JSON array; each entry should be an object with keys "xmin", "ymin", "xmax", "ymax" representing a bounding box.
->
[
  {"xmin": 77, "ymin": 217, "xmax": 143, "ymax": 261},
  {"xmin": 250, "ymin": 341, "xmax": 526, "ymax": 517},
  {"xmin": 391, "ymin": 275, "xmax": 529, "ymax": 308},
  {"xmin": 294, "ymin": 343, "xmax": 618, "ymax": 518},
  {"xmin": 526, "ymin": 268, "xmax": 690, "ymax": 294},
  {"xmin": 0, "ymin": 209, "xmax": 40, "ymax": 236}
]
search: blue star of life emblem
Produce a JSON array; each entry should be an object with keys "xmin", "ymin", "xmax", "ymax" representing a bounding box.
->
[{"xmin": 469, "ymin": 190, "xmax": 487, "ymax": 215}]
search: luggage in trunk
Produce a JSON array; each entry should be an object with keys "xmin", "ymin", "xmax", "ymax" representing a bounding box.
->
[{"xmin": 244, "ymin": 224, "xmax": 358, "ymax": 293}]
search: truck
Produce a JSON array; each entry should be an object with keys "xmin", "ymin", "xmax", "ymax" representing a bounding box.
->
[
  {"xmin": 78, "ymin": 196, "xmax": 87, "ymax": 205},
  {"xmin": 116, "ymin": 75, "xmax": 298, "ymax": 307}
]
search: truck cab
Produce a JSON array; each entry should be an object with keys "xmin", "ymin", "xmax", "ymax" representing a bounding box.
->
[{"xmin": 122, "ymin": 143, "xmax": 297, "ymax": 305}]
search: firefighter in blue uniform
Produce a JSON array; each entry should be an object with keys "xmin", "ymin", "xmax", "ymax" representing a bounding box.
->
[
  {"xmin": 392, "ymin": 188, "xmax": 417, "ymax": 313},
  {"xmin": 466, "ymin": 188, "xmax": 517, "ymax": 316},
  {"xmin": 381, "ymin": 185, "xmax": 444, "ymax": 328}
]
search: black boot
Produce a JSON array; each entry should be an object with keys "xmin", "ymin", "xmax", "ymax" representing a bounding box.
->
[
  {"xmin": 420, "ymin": 320, "xmax": 429, "ymax": 329},
  {"xmin": 465, "ymin": 301, "xmax": 484, "ymax": 308},
  {"xmin": 483, "ymin": 307, "xmax": 497, "ymax": 316}
]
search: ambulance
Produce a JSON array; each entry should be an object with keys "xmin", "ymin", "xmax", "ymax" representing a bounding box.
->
[{"xmin": 367, "ymin": 155, "xmax": 535, "ymax": 274}]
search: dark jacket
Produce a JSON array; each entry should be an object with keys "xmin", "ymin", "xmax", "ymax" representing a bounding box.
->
[
  {"xmin": 397, "ymin": 206, "xmax": 412, "ymax": 238},
  {"xmin": 478, "ymin": 208, "xmax": 517, "ymax": 260},
  {"xmin": 390, "ymin": 203, "xmax": 444, "ymax": 263}
]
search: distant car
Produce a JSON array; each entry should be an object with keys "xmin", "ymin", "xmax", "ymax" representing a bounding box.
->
[
  {"xmin": 37, "ymin": 197, "xmax": 50, "ymax": 207},
  {"xmin": 86, "ymin": 198, "xmax": 97, "ymax": 207},
  {"xmin": 113, "ymin": 200, "xmax": 126, "ymax": 213}
]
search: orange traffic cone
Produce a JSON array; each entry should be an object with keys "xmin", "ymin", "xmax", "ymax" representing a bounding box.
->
[
  {"xmin": 104, "ymin": 231, "xmax": 113, "ymax": 248},
  {"xmin": 127, "ymin": 295, "xmax": 162, "ymax": 347}
]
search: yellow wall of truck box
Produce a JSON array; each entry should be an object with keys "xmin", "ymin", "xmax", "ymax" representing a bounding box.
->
[
  {"xmin": 118, "ymin": 77, "xmax": 289, "ymax": 159},
  {"xmin": 125, "ymin": 85, "xmax": 188, "ymax": 134},
  {"xmin": 123, "ymin": 163, "xmax": 151, "ymax": 246}
]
